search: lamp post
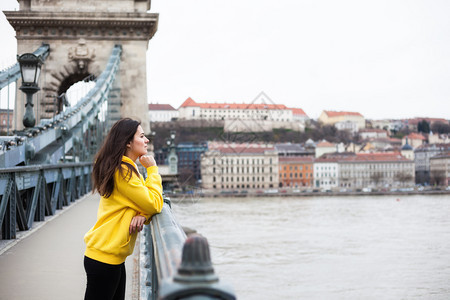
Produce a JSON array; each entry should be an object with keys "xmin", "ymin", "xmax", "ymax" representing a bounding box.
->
[
  {"xmin": 167, "ymin": 130, "xmax": 178, "ymax": 175},
  {"xmin": 17, "ymin": 53, "xmax": 43, "ymax": 128}
]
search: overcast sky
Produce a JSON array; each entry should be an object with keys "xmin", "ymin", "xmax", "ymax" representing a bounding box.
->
[{"xmin": 2, "ymin": 0, "xmax": 450, "ymax": 120}]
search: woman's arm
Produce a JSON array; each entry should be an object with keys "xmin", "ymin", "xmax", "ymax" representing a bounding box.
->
[{"xmin": 115, "ymin": 166, "xmax": 164, "ymax": 217}]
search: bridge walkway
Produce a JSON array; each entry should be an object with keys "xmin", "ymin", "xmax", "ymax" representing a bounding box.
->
[{"xmin": 0, "ymin": 193, "xmax": 138, "ymax": 300}]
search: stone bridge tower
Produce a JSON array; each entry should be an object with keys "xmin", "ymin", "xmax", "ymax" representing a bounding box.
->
[{"xmin": 5, "ymin": 0, "xmax": 157, "ymax": 133}]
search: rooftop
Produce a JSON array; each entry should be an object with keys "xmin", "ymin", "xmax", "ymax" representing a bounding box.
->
[
  {"xmin": 316, "ymin": 141, "xmax": 335, "ymax": 147},
  {"xmin": 342, "ymin": 152, "xmax": 410, "ymax": 162},
  {"xmin": 179, "ymin": 97, "xmax": 307, "ymax": 112},
  {"xmin": 324, "ymin": 110, "xmax": 364, "ymax": 118},
  {"xmin": 279, "ymin": 156, "xmax": 314, "ymax": 163},
  {"xmin": 148, "ymin": 103, "xmax": 176, "ymax": 111},
  {"xmin": 406, "ymin": 133, "xmax": 427, "ymax": 140}
]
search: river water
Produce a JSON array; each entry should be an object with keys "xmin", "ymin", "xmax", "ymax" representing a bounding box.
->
[{"xmin": 172, "ymin": 195, "xmax": 450, "ymax": 300}]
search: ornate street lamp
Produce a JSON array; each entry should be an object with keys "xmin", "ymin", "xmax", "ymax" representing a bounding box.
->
[
  {"xmin": 17, "ymin": 53, "xmax": 43, "ymax": 128},
  {"xmin": 167, "ymin": 131, "xmax": 178, "ymax": 175}
]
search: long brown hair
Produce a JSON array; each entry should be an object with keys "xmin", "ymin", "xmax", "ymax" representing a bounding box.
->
[{"xmin": 92, "ymin": 118, "xmax": 141, "ymax": 197}]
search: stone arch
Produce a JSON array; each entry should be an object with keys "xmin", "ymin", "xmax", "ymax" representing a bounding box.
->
[
  {"xmin": 5, "ymin": 1, "xmax": 158, "ymax": 133},
  {"xmin": 41, "ymin": 60, "xmax": 101, "ymax": 118}
]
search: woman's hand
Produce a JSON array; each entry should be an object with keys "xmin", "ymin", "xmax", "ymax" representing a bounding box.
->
[
  {"xmin": 139, "ymin": 155, "xmax": 157, "ymax": 168},
  {"xmin": 129, "ymin": 215, "xmax": 147, "ymax": 234}
]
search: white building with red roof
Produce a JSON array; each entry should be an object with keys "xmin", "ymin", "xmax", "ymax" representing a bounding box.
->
[
  {"xmin": 291, "ymin": 108, "xmax": 309, "ymax": 123},
  {"xmin": 201, "ymin": 142, "xmax": 279, "ymax": 191},
  {"xmin": 148, "ymin": 103, "xmax": 178, "ymax": 122},
  {"xmin": 318, "ymin": 110, "xmax": 365, "ymax": 130},
  {"xmin": 177, "ymin": 96, "xmax": 309, "ymax": 132}
]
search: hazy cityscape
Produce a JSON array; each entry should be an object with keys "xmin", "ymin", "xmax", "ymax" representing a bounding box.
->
[{"xmin": 148, "ymin": 93, "xmax": 450, "ymax": 196}]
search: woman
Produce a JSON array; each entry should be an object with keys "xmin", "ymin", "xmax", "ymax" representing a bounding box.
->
[{"xmin": 84, "ymin": 118, "xmax": 164, "ymax": 300}]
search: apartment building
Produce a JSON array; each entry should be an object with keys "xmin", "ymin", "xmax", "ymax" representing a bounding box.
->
[
  {"xmin": 201, "ymin": 142, "xmax": 279, "ymax": 191},
  {"xmin": 314, "ymin": 157, "xmax": 339, "ymax": 190},
  {"xmin": 414, "ymin": 143, "xmax": 450, "ymax": 184},
  {"xmin": 339, "ymin": 153, "xmax": 415, "ymax": 190},
  {"xmin": 279, "ymin": 156, "xmax": 314, "ymax": 188},
  {"xmin": 429, "ymin": 152, "xmax": 450, "ymax": 186}
]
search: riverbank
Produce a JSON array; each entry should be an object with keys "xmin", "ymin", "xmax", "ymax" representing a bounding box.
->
[{"xmin": 167, "ymin": 188, "xmax": 450, "ymax": 198}]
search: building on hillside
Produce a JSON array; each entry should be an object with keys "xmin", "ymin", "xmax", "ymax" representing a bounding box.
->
[
  {"xmin": 402, "ymin": 133, "xmax": 426, "ymax": 149},
  {"xmin": 275, "ymin": 143, "xmax": 314, "ymax": 157},
  {"xmin": 292, "ymin": 108, "xmax": 310, "ymax": 123},
  {"xmin": 177, "ymin": 96, "xmax": 308, "ymax": 132},
  {"xmin": 429, "ymin": 152, "xmax": 450, "ymax": 186},
  {"xmin": 339, "ymin": 153, "xmax": 415, "ymax": 190},
  {"xmin": 278, "ymin": 156, "xmax": 314, "ymax": 188},
  {"xmin": 318, "ymin": 110, "xmax": 365, "ymax": 130},
  {"xmin": 201, "ymin": 142, "xmax": 279, "ymax": 191},
  {"xmin": 315, "ymin": 140, "xmax": 344, "ymax": 158},
  {"xmin": 415, "ymin": 144, "xmax": 450, "ymax": 184},
  {"xmin": 359, "ymin": 129, "xmax": 389, "ymax": 139},
  {"xmin": 148, "ymin": 103, "xmax": 178, "ymax": 122},
  {"xmin": 335, "ymin": 120, "xmax": 358, "ymax": 133},
  {"xmin": 429, "ymin": 133, "xmax": 449, "ymax": 144},
  {"xmin": 178, "ymin": 97, "xmax": 291, "ymax": 121},
  {"xmin": 0, "ymin": 109, "xmax": 13, "ymax": 133},
  {"xmin": 359, "ymin": 137, "xmax": 402, "ymax": 152},
  {"xmin": 314, "ymin": 156, "xmax": 339, "ymax": 190},
  {"xmin": 345, "ymin": 142, "xmax": 363, "ymax": 153}
]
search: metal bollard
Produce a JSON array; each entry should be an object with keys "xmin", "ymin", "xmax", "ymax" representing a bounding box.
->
[{"xmin": 158, "ymin": 234, "xmax": 236, "ymax": 300}]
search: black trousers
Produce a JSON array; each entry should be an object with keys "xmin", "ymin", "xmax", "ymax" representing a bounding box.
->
[{"xmin": 84, "ymin": 256, "xmax": 126, "ymax": 300}]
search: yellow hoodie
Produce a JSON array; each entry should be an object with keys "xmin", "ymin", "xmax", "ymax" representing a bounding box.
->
[{"xmin": 84, "ymin": 156, "xmax": 164, "ymax": 265}]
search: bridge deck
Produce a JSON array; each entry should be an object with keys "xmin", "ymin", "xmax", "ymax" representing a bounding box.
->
[{"xmin": 0, "ymin": 193, "xmax": 138, "ymax": 300}]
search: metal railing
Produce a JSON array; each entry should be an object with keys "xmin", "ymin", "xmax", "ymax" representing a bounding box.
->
[
  {"xmin": 0, "ymin": 43, "xmax": 50, "ymax": 90},
  {"xmin": 0, "ymin": 162, "xmax": 92, "ymax": 240},
  {"xmin": 0, "ymin": 44, "xmax": 122, "ymax": 168},
  {"xmin": 140, "ymin": 196, "xmax": 236, "ymax": 300}
]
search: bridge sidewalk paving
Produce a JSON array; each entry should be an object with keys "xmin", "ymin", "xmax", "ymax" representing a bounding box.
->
[{"xmin": 0, "ymin": 193, "xmax": 138, "ymax": 300}]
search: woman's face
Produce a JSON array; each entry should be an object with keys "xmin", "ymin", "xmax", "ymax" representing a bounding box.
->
[{"xmin": 127, "ymin": 125, "xmax": 149, "ymax": 159}]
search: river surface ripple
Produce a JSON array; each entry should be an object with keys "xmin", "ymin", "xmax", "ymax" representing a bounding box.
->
[{"xmin": 172, "ymin": 195, "xmax": 450, "ymax": 300}]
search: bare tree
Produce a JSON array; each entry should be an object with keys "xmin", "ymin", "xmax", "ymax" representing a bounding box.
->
[
  {"xmin": 370, "ymin": 172, "xmax": 384, "ymax": 187},
  {"xmin": 430, "ymin": 170, "xmax": 446, "ymax": 186}
]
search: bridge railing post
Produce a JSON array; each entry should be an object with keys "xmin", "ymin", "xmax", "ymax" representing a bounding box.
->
[{"xmin": 140, "ymin": 195, "xmax": 235, "ymax": 300}]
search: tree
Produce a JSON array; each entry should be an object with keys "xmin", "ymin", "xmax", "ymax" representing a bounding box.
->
[
  {"xmin": 430, "ymin": 170, "xmax": 446, "ymax": 186},
  {"xmin": 178, "ymin": 167, "xmax": 197, "ymax": 190},
  {"xmin": 431, "ymin": 122, "xmax": 450, "ymax": 134},
  {"xmin": 418, "ymin": 120, "xmax": 430, "ymax": 133},
  {"xmin": 395, "ymin": 172, "xmax": 413, "ymax": 186},
  {"xmin": 370, "ymin": 172, "xmax": 384, "ymax": 187}
]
